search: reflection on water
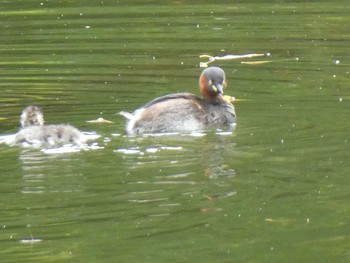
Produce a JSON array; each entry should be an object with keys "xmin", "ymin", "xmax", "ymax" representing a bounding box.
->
[
  {"xmin": 20, "ymin": 150, "xmax": 47, "ymax": 194},
  {"xmin": 19, "ymin": 149, "xmax": 86, "ymax": 194},
  {"xmin": 1, "ymin": 0, "xmax": 350, "ymax": 262}
]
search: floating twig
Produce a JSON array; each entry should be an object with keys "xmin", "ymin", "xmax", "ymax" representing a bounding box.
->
[
  {"xmin": 241, "ymin": 57, "xmax": 299, "ymax": 65},
  {"xmin": 240, "ymin": 60, "xmax": 272, "ymax": 65},
  {"xmin": 223, "ymin": 95, "xmax": 248, "ymax": 103},
  {"xmin": 200, "ymin": 53, "xmax": 267, "ymax": 67}
]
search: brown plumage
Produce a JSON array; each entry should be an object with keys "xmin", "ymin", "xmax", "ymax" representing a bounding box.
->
[{"xmin": 120, "ymin": 67, "xmax": 236, "ymax": 135}]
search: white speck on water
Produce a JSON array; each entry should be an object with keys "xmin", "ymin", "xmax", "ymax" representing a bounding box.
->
[
  {"xmin": 115, "ymin": 148, "xmax": 141, "ymax": 154},
  {"xmin": 160, "ymin": 146, "xmax": 183, "ymax": 150},
  {"xmin": 146, "ymin": 148, "xmax": 158, "ymax": 153},
  {"xmin": 103, "ymin": 137, "xmax": 112, "ymax": 143},
  {"xmin": 20, "ymin": 238, "xmax": 43, "ymax": 244},
  {"xmin": 334, "ymin": 59, "xmax": 340, "ymax": 64},
  {"xmin": 188, "ymin": 132, "xmax": 206, "ymax": 137},
  {"xmin": 85, "ymin": 25, "xmax": 90, "ymax": 29},
  {"xmin": 216, "ymin": 131, "xmax": 233, "ymax": 136}
]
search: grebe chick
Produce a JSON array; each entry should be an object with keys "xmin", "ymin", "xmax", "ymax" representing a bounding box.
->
[
  {"xmin": 120, "ymin": 66, "xmax": 236, "ymax": 135},
  {"xmin": 14, "ymin": 105, "xmax": 90, "ymax": 146},
  {"xmin": 20, "ymin": 105, "xmax": 44, "ymax": 128}
]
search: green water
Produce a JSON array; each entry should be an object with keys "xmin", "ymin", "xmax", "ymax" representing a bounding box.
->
[{"xmin": 1, "ymin": 0, "xmax": 350, "ymax": 262}]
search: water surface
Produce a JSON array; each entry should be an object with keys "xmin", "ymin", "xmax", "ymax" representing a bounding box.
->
[{"xmin": 1, "ymin": 0, "xmax": 350, "ymax": 262}]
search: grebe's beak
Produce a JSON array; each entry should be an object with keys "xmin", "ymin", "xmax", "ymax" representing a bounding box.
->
[{"xmin": 211, "ymin": 82, "xmax": 224, "ymax": 94}]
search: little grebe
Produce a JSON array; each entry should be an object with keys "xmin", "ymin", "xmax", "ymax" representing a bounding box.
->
[
  {"xmin": 14, "ymin": 105, "xmax": 88, "ymax": 146},
  {"xmin": 120, "ymin": 66, "xmax": 236, "ymax": 135}
]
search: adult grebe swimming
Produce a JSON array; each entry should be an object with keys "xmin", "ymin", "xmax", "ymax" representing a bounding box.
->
[{"xmin": 120, "ymin": 66, "xmax": 236, "ymax": 135}]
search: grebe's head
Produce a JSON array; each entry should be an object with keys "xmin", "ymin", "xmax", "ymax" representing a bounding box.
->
[
  {"xmin": 199, "ymin": 66, "xmax": 227, "ymax": 101},
  {"xmin": 20, "ymin": 105, "xmax": 44, "ymax": 128}
]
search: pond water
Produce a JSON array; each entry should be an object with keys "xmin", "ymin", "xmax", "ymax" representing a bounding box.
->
[{"xmin": 1, "ymin": 0, "xmax": 349, "ymax": 262}]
